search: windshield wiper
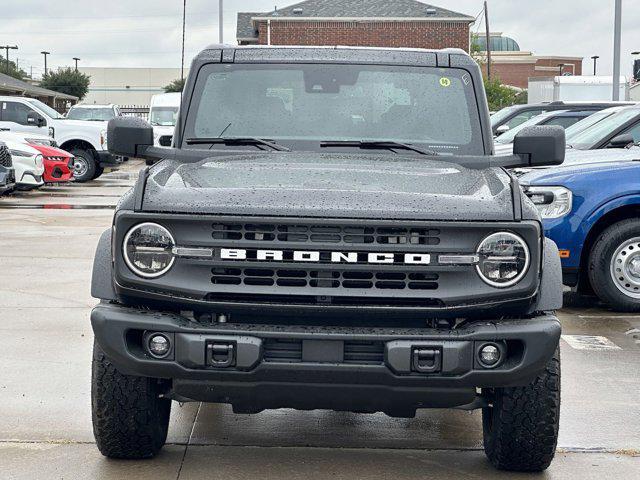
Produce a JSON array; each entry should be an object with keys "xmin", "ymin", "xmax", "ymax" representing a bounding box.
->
[
  {"xmin": 320, "ymin": 140, "xmax": 438, "ymax": 156},
  {"xmin": 186, "ymin": 137, "xmax": 290, "ymax": 151}
]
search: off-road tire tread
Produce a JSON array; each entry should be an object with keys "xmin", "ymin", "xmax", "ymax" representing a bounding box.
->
[
  {"xmin": 482, "ymin": 348, "xmax": 560, "ymax": 472},
  {"xmin": 91, "ymin": 341, "xmax": 171, "ymax": 459},
  {"xmin": 588, "ymin": 219, "xmax": 640, "ymax": 312}
]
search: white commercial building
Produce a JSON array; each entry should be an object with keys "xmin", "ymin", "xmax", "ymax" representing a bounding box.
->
[{"xmin": 78, "ymin": 67, "xmax": 188, "ymax": 106}]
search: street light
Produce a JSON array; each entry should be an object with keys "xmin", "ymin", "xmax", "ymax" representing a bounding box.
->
[
  {"xmin": 73, "ymin": 57, "xmax": 80, "ymax": 71},
  {"xmin": 591, "ymin": 55, "xmax": 600, "ymax": 75},
  {"xmin": 41, "ymin": 51, "xmax": 50, "ymax": 76},
  {"xmin": 0, "ymin": 45, "xmax": 18, "ymax": 74}
]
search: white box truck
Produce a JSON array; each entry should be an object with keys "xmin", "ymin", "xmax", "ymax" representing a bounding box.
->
[{"xmin": 528, "ymin": 76, "xmax": 629, "ymax": 104}]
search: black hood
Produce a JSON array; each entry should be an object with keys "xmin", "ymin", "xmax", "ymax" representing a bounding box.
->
[{"xmin": 141, "ymin": 153, "xmax": 515, "ymax": 221}]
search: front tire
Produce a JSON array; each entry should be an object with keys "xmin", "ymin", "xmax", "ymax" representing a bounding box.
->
[
  {"xmin": 69, "ymin": 148, "xmax": 96, "ymax": 183},
  {"xmin": 588, "ymin": 219, "xmax": 640, "ymax": 312},
  {"xmin": 482, "ymin": 348, "xmax": 560, "ymax": 472},
  {"xmin": 92, "ymin": 341, "xmax": 171, "ymax": 459}
]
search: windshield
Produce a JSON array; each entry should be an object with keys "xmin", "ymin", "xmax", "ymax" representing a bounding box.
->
[
  {"xmin": 490, "ymin": 106, "xmax": 518, "ymax": 127},
  {"xmin": 494, "ymin": 112, "xmax": 555, "ymax": 144},
  {"xmin": 67, "ymin": 107, "xmax": 116, "ymax": 121},
  {"xmin": 185, "ymin": 63, "xmax": 484, "ymax": 155},
  {"xmin": 568, "ymin": 108, "xmax": 640, "ymax": 149},
  {"xmin": 565, "ymin": 108, "xmax": 620, "ymax": 142},
  {"xmin": 150, "ymin": 107, "xmax": 179, "ymax": 126},
  {"xmin": 24, "ymin": 98, "xmax": 64, "ymax": 119}
]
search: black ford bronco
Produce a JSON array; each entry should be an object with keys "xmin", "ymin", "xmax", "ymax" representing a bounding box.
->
[{"xmin": 91, "ymin": 46, "xmax": 565, "ymax": 471}]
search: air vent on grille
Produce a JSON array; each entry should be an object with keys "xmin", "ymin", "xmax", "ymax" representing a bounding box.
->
[
  {"xmin": 0, "ymin": 145, "xmax": 12, "ymax": 168},
  {"xmin": 263, "ymin": 339, "xmax": 384, "ymax": 365},
  {"xmin": 212, "ymin": 222, "xmax": 440, "ymax": 245},
  {"xmin": 212, "ymin": 268, "xmax": 438, "ymax": 290}
]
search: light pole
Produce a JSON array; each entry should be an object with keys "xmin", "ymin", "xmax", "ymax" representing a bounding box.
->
[
  {"xmin": 181, "ymin": 0, "xmax": 186, "ymax": 82},
  {"xmin": 219, "ymin": 0, "xmax": 224, "ymax": 44},
  {"xmin": 612, "ymin": 0, "xmax": 622, "ymax": 100},
  {"xmin": 73, "ymin": 57, "xmax": 80, "ymax": 71},
  {"xmin": 591, "ymin": 55, "xmax": 600, "ymax": 75},
  {"xmin": 1, "ymin": 45, "xmax": 18, "ymax": 74},
  {"xmin": 41, "ymin": 51, "xmax": 50, "ymax": 76}
]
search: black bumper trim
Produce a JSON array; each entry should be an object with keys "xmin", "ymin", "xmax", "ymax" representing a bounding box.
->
[
  {"xmin": 92, "ymin": 303, "xmax": 560, "ymax": 411},
  {"xmin": 96, "ymin": 150, "xmax": 121, "ymax": 167}
]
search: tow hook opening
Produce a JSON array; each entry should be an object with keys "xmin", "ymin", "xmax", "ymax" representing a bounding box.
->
[
  {"xmin": 411, "ymin": 347, "xmax": 442, "ymax": 373},
  {"xmin": 206, "ymin": 342, "xmax": 236, "ymax": 368}
]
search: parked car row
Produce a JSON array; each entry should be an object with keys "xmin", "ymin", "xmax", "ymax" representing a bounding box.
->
[
  {"xmin": 491, "ymin": 102, "xmax": 640, "ymax": 311},
  {"xmin": 0, "ymin": 130, "xmax": 75, "ymax": 194}
]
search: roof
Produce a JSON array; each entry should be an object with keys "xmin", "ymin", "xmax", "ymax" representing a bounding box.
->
[
  {"xmin": 0, "ymin": 72, "xmax": 78, "ymax": 101},
  {"xmin": 237, "ymin": 0, "xmax": 474, "ymax": 41}
]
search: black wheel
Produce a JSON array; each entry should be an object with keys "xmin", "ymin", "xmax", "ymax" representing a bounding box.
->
[
  {"xmin": 588, "ymin": 219, "xmax": 640, "ymax": 312},
  {"xmin": 92, "ymin": 165, "xmax": 105, "ymax": 180},
  {"xmin": 482, "ymin": 348, "xmax": 560, "ymax": 472},
  {"xmin": 69, "ymin": 148, "xmax": 96, "ymax": 183},
  {"xmin": 92, "ymin": 340, "xmax": 171, "ymax": 459}
]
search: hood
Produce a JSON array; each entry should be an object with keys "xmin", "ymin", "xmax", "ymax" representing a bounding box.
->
[
  {"xmin": 0, "ymin": 130, "xmax": 51, "ymax": 144},
  {"xmin": 520, "ymin": 155, "xmax": 640, "ymax": 185},
  {"xmin": 29, "ymin": 144, "xmax": 72, "ymax": 158},
  {"xmin": 54, "ymin": 118, "xmax": 107, "ymax": 130},
  {"xmin": 141, "ymin": 153, "xmax": 515, "ymax": 221},
  {"xmin": 0, "ymin": 138, "xmax": 40, "ymax": 156}
]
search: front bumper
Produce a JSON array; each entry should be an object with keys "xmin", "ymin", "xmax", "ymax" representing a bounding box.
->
[
  {"xmin": 92, "ymin": 303, "xmax": 561, "ymax": 414},
  {"xmin": 96, "ymin": 150, "xmax": 122, "ymax": 167}
]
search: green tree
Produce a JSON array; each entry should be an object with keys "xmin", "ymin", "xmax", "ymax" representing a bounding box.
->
[
  {"xmin": 483, "ymin": 77, "xmax": 527, "ymax": 111},
  {"xmin": 0, "ymin": 55, "xmax": 27, "ymax": 80},
  {"xmin": 40, "ymin": 67, "xmax": 90, "ymax": 100},
  {"xmin": 163, "ymin": 78, "xmax": 185, "ymax": 93}
]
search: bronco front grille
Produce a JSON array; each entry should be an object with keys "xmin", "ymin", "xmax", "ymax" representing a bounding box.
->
[
  {"xmin": 263, "ymin": 338, "xmax": 384, "ymax": 365},
  {"xmin": 212, "ymin": 222, "xmax": 440, "ymax": 246},
  {"xmin": 212, "ymin": 267, "xmax": 439, "ymax": 291},
  {"xmin": 0, "ymin": 145, "xmax": 12, "ymax": 168}
]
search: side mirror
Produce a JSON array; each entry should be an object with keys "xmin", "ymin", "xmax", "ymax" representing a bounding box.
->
[
  {"xmin": 512, "ymin": 126, "xmax": 565, "ymax": 167},
  {"xmin": 159, "ymin": 135, "xmax": 173, "ymax": 147},
  {"xmin": 608, "ymin": 133, "xmax": 634, "ymax": 149},
  {"xmin": 495, "ymin": 124, "xmax": 510, "ymax": 136},
  {"xmin": 107, "ymin": 117, "xmax": 153, "ymax": 157},
  {"xmin": 27, "ymin": 112, "xmax": 45, "ymax": 127}
]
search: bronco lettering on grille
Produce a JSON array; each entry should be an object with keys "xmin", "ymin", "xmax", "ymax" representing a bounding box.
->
[{"xmin": 219, "ymin": 248, "xmax": 431, "ymax": 265}]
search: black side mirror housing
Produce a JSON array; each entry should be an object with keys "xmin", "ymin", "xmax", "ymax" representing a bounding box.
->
[
  {"xmin": 107, "ymin": 117, "xmax": 153, "ymax": 157},
  {"xmin": 608, "ymin": 133, "xmax": 634, "ymax": 148},
  {"xmin": 159, "ymin": 135, "xmax": 173, "ymax": 147},
  {"xmin": 512, "ymin": 125, "xmax": 565, "ymax": 167},
  {"xmin": 27, "ymin": 112, "xmax": 45, "ymax": 127}
]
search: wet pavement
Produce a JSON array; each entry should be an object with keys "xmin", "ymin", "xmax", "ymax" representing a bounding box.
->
[{"xmin": 0, "ymin": 161, "xmax": 638, "ymax": 479}]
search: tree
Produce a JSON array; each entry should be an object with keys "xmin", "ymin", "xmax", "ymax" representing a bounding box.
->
[
  {"xmin": 163, "ymin": 78, "xmax": 185, "ymax": 93},
  {"xmin": 0, "ymin": 54, "xmax": 27, "ymax": 80},
  {"xmin": 40, "ymin": 67, "xmax": 90, "ymax": 100},
  {"xmin": 483, "ymin": 78, "xmax": 527, "ymax": 111}
]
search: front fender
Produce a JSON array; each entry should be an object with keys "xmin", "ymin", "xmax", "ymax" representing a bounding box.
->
[{"xmin": 91, "ymin": 228, "xmax": 117, "ymax": 301}]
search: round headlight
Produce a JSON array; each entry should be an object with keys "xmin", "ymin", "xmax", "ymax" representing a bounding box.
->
[
  {"xmin": 476, "ymin": 232, "xmax": 530, "ymax": 288},
  {"xmin": 123, "ymin": 223, "xmax": 175, "ymax": 278}
]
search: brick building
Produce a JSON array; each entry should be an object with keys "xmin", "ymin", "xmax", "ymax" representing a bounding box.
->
[
  {"xmin": 237, "ymin": 0, "xmax": 475, "ymax": 52},
  {"xmin": 475, "ymin": 33, "xmax": 583, "ymax": 89}
]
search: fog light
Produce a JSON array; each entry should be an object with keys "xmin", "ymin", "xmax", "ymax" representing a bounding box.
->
[
  {"xmin": 479, "ymin": 344, "xmax": 501, "ymax": 367},
  {"xmin": 148, "ymin": 334, "xmax": 170, "ymax": 358}
]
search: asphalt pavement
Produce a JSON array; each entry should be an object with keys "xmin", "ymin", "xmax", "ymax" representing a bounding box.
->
[{"xmin": 0, "ymin": 161, "xmax": 638, "ymax": 479}]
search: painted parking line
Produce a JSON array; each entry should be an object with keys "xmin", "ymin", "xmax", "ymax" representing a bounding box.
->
[
  {"xmin": 578, "ymin": 315, "xmax": 640, "ymax": 320},
  {"xmin": 561, "ymin": 335, "xmax": 622, "ymax": 351}
]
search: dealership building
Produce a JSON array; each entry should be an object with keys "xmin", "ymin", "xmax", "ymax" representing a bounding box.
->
[{"xmin": 237, "ymin": 0, "xmax": 475, "ymax": 52}]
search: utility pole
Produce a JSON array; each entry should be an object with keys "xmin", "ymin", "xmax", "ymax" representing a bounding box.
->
[
  {"xmin": 41, "ymin": 51, "xmax": 50, "ymax": 77},
  {"xmin": 484, "ymin": 1, "xmax": 492, "ymax": 80},
  {"xmin": 73, "ymin": 57, "xmax": 80, "ymax": 71},
  {"xmin": 612, "ymin": 0, "xmax": 622, "ymax": 100},
  {"xmin": 219, "ymin": 0, "xmax": 224, "ymax": 44},
  {"xmin": 1, "ymin": 45, "xmax": 18, "ymax": 74},
  {"xmin": 181, "ymin": 0, "xmax": 186, "ymax": 81},
  {"xmin": 591, "ymin": 55, "xmax": 600, "ymax": 75}
]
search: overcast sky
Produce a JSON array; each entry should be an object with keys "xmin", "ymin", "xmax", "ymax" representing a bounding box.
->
[{"xmin": 1, "ymin": 0, "xmax": 638, "ymax": 78}]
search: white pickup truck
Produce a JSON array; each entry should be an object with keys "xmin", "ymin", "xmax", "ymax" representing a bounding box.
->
[{"xmin": 0, "ymin": 96, "xmax": 120, "ymax": 182}]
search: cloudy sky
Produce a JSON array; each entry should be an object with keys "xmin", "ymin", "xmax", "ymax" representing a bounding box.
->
[{"xmin": 1, "ymin": 0, "xmax": 638, "ymax": 78}]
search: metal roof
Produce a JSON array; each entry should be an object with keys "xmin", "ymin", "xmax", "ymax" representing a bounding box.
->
[
  {"xmin": 237, "ymin": 0, "xmax": 474, "ymax": 41},
  {"xmin": 0, "ymin": 73, "xmax": 78, "ymax": 101}
]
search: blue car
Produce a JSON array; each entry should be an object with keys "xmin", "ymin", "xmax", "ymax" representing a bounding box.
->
[{"xmin": 519, "ymin": 150, "xmax": 640, "ymax": 311}]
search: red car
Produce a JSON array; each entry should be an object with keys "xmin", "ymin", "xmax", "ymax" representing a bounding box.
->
[{"xmin": 29, "ymin": 144, "xmax": 74, "ymax": 183}]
